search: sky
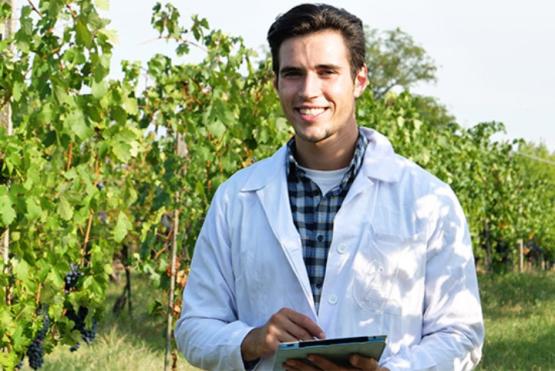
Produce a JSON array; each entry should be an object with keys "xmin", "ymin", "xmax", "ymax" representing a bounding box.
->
[{"xmin": 104, "ymin": 0, "xmax": 555, "ymax": 151}]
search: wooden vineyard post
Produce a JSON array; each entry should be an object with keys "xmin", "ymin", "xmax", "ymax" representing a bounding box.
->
[
  {"xmin": 164, "ymin": 132, "xmax": 187, "ymax": 371},
  {"xmin": 1, "ymin": 0, "xmax": 15, "ymax": 270},
  {"xmin": 518, "ymin": 239, "xmax": 524, "ymax": 273}
]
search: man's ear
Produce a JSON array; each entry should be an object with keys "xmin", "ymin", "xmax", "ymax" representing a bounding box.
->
[{"xmin": 353, "ymin": 65, "xmax": 369, "ymax": 98}]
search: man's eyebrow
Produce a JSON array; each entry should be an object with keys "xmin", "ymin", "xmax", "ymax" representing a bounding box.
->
[
  {"xmin": 279, "ymin": 66, "xmax": 304, "ymax": 75},
  {"xmin": 315, "ymin": 64, "xmax": 342, "ymax": 70},
  {"xmin": 279, "ymin": 64, "xmax": 342, "ymax": 74}
]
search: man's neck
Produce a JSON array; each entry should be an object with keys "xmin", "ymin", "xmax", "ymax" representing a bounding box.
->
[{"xmin": 294, "ymin": 124, "xmax": 359, "ymax": 170}]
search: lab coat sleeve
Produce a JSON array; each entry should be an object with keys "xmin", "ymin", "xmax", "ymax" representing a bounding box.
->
[
  {"xmin": 381, "ymin": 186, "xmax": 484, "ymax": 371},
  {"xmin": 174, "ymin": 186, "xmax": 254, "ymax": 371}
]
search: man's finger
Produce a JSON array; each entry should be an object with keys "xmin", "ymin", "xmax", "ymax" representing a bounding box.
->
[
  {"xmin": 349, "ymin": 354, "xmax": 380, "ymax": 370},
  {"xmin": 281, "ymin": 316, "xmax": 316, "ymax": 341},
  {"xmin": 267, "ymin": 315, "xmax": 309, "ymax": 342},
  {"xmin": 270, "ymin": 325, "xmax": 299, "ymax": 344},
  {"xmin": 306, "ymin": 355, "xmax": 344, "ymax": 371},
  {"xmin": 284, "ymin": 359, "xmax": 320, "ymax": 371},
  {"xmin": 282, "ymin": 308, "xmax": 326, "ymax": 339}
]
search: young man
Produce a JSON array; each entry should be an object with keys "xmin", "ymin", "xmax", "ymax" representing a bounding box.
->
[{"xmin": 175, "ymin": 4, "xmax": 484, "ymax": 371}]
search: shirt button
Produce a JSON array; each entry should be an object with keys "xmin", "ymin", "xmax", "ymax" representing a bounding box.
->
[
  {"xmin": 316, "ymin": 234, "xmax": 324, "ymax": 242},
  {"xmin": 337, "ymin": 244, "xmax": 347, "ymax": 254},
  {"xmin": 328, "ymin": 294, "xmax": 338, "ymax": 305}
]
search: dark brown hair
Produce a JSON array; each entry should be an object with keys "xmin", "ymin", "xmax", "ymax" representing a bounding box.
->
[{"xmin": 267, "ymin": 3, "xmax": 366, "ymax": 79}]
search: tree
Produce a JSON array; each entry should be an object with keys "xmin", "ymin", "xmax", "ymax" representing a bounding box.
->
[{"xmin": 365, "ymin": 27, "xmax": 437, "ymax": 99}]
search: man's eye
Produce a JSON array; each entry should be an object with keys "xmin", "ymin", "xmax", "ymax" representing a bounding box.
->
[
  {"xmin": 282, "ymin": 71, "xmax": 302, "ymax": 78},
  {"xmin": 320, "ymin": 69, "xmax": 335, "ymax": 76}
]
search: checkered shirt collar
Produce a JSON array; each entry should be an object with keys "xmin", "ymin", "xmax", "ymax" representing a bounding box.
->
[{"xmin": 286, "ymin": 128, "xmax": 368, "ymax": 185}]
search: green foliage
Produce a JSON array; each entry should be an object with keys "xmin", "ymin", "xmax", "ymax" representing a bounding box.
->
[
  {"xmin": 513, "ymin": 143, "xmax": 555, "ymax": 262},
  {"xmin": 0, "ymin": 0, "xmax": 143, "ymax": 368}
]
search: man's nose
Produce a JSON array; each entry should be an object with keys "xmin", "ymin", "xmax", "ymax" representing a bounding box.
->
[{"xmin": 299, "ymin": 73, "xmax": 321, "ymax": 98}]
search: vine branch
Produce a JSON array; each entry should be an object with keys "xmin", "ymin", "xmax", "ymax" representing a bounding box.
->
[
  {"xmin": 26, "ymin": 0, "xmax": 42, "ymax": 17},
  {"xmin": 35, "ymin": 282, "xmax": 42, "ymax": 306},
  {"xmin": 81, "ymin": 212, "xmax": 93, "ymax": 266},
  {"xmin": 66, "ymin": 142, "xmax": 73, "ymax": 171}
]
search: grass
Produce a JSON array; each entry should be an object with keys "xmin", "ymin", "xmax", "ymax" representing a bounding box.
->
[
  {"xmin": 477, "ymin": 271, "xmax": 555, "ymax": 370},
  {"xmin": 19, "ymin": 271, "xmax": 555, "ymax": 370}
]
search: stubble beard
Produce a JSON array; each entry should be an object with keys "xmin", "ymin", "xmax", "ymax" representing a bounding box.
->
[{"xmin": 294, "ymin": 126, "xmax": 332, "ymax": 145}]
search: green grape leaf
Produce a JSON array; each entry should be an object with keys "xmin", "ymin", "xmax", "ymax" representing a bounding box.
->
[
  {"xmin": 92, "ymin": 80, "xmax": 108, "ymax": 99},
  {"xmin": 12, "ymin": 81, "xmax": 24, "ymax": 102},
  {"xmin": 0, "ymin": 194, "xmax": 16, "ymax": 226},
  {"xmin": 207, "ymin": 120, "xmax": 226, "ymax": 138},
  {"xmin": 25, "ymin": 196, "xmax": 44, "ymax": 221},
  {"xmin": 57, "ymin": 195, "xmax": 74, "ymax": 221},
  {"xmin": 122, "ymin": 96, "xmax": 138, "ymax": 115},
  {"xmin": 13, "ymin": 259, "xmax": 30, "ymax": 282},
  {"xmin": 0, "ymin": 186, "xmax": 15, "ymax": 225},
  {"xmin": 0, "ymin": 349, "xmax": 19, "ymax": 370},
  {"xmin": 112, "ymin": 140, "xmax": 132, "ymax": 162},
  {"xmin": 113, "ymin": 211, "xmax": 131, "ymax": 242},
  {"xmin": 64, "ymin": 109, "xmax": 93, "ymax": 140},
  {"xmin": 75, "ymin": 18, "xmax": 93, "ymax": 48},
  {"xmin": 94, "ymin": 0, "xmax": 109, "ymax": 11}
]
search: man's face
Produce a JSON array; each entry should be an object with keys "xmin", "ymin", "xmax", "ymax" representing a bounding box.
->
[{"xmin": 275, "ymin": 29, "xmax": 368, "ymax": 146}]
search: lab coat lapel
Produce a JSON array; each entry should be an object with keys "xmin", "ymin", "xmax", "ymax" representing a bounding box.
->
[{"xmin": 249, "ymin": 148, "xmax": 316, "ymax": 314}]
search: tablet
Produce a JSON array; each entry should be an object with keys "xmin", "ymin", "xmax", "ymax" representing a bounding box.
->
[{"xmin": 272, "ymin": 335, "xmax": 387, "ymax": 371}]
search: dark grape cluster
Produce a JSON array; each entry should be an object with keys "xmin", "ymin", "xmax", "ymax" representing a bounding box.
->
[
  {"xmin": 81, "ymin": 321, "xmax": 97, "ymax": 344},
  {"xmin": 69, "ymin": 342, "xmax": 80, "ymax": 352},
  {"xmin": 37, "ymin": 314, "xmax": 50, "ymax": 339},
  {"xmin": 26, "ymin": 314, "xmax": 50, "ymax": 370},
  {"xmin": 27, "ymin": 340, "xmax": 44, "ymax": 369},
  {"xmin": 66, "ymin": 306, "xmax": 97, "ymax": 351},
  {"xmin": 64, "ymin": 264, "xmax": 82, "ymax": 293}
]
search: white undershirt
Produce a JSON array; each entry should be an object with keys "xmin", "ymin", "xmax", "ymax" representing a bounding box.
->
[{"xmin": 297, "ymin": 164, "xmax": 350, "ymax": 195}]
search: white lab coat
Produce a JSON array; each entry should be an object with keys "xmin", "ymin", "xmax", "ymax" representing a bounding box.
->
[{"xmin": 175, "ymin": 127, "xmax": 484, "ymax": 371}]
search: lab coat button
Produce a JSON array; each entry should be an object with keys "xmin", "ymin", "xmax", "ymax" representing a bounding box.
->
[
  {"xmin": 337, "ymin": 244, "xmax": 347, "ymax": 254},
  {"xmin": 328, "ymin": 294, "xmax": 338, "ymax": 304}
]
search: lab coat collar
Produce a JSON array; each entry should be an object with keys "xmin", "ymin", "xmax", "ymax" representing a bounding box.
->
[
  {"xmin": 360, "ymin": 127, "xmax": 405, "ymax": 183},
  {"xmin": 240, "ymin": 145, "xmax": 288, "ymax": 192},
  {"xmin": 240, "ymin": 126, "xmax": 404, "ymax": 192}
]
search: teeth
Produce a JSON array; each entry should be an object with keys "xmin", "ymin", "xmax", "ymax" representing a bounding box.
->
[{"xmin": 298, "ymin": 107, "xmax": 326, "ymax": 115}]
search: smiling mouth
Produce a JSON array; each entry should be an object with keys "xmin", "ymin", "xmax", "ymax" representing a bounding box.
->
[{"xmin": 295, "ymin": 107, "xmax": 328, "ymax": 116}]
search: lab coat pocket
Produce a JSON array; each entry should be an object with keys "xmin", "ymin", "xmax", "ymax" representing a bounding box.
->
[{"xmin": 351, "ymin": 226, "xmax": 417, "ymax": 315}]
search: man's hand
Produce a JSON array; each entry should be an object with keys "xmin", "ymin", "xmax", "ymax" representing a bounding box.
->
[
  {"xmin": 283, "ymin": 354, "xmax": 389, "ymax": 371},
  {"xmin": 240, "ymin": 307, "xmax": 325, "ymax": 362}
]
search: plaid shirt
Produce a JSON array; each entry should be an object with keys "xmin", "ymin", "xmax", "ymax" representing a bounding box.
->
[{"xmin": 286, "ymin": 129, "xmax": 368, "ymax": 311}]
